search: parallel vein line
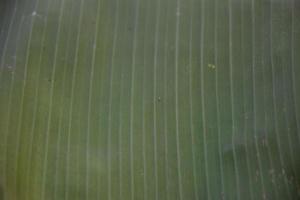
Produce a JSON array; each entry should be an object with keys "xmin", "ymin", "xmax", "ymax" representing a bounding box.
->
[
  {"xmin": 129, "ymin": 0, "xmax": 140, "ymax": 199},
  {"xmin": 175, "ymin": 0, "xmax": 183, "ymax": 199},
  {"xmin": 153, "ymin": 0, "xmax": 161, "ymax": 198},
  {"xmin": 279, "ymin": 0, "xmax": 298, "ymax": 185},
  {"xmin": 163, "ymin": 0, "xmax": 170, "ymax": 198},
  {"xmin": 107, "ymin": 0, "xmax": 120, "ymax": 199},
  {"xmin": 214, "ymin": 1, "xmax": 225, "ymax": 199},
  {"xmin": 65, "ymin": 0, "xmax": 85, "ymax": 198},
  {"xmin": 200, "ymin": 0, "xmax": 210, "ymax": 199},
  {"xmin": 141, "ymin": 1, "xmax": 151, "ymax": 199},
  {"xmin": 250, "ymin": 0, "xmax": 267, "ymax": 198},
  {"xmin": 14, "ymin": 0, "xmax": 41, "ymax": 197},
  {"xmin": 53, "ymin": 5, "xmax": 74, "ymax": 199},
  {"xmin": 25, "ymin": 1, "xmax": 52, "ymax": 199},
  {"xmin": 85, "ymin": 0, "xmax": 101, "ymax": 199},
  {"xmin": 290, "ymin": 0, "xmax": 300, "ymax": 146},
  {"xmin": 228, "ymin": 0, "xmax": 241, "ymax": 198},
  {"xmin": 240, "ymin": 1, "xmax": 255, "ymax": 199},
  {"xmin": 269, "ymin": 2, "xmax": 291, "ymax": 199},
  {"xmin": 40, "ymin": 0, "xmax": 67, "ymax": 198},
  {"xmin": 2, "ymin": 15, "xmax": 24, "ymax": 200}
]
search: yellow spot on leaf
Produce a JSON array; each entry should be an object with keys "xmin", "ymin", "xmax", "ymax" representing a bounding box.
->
[{"xmin": 208, "ymin": 63, "xmax": 216, "ymax": 69}]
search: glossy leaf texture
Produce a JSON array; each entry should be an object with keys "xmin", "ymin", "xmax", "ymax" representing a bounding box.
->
[{"xmin": 0, "ymin": 0, "xmax": 300, "ymax": 199}]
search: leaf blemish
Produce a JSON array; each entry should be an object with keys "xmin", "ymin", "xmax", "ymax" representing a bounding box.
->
[{"xmin": 208, "ymin": 63, "xmax": 216, "ymax": 69}]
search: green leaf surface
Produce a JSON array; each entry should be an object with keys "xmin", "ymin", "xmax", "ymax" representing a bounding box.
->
[{"xmin": 0, "ymin": 0, "xmax": 300, "ymax": 199}]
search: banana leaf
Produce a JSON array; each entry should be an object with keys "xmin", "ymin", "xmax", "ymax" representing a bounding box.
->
[{"xmin": 0, "ymin": 0, "xmax": 300, "ymax": 199}]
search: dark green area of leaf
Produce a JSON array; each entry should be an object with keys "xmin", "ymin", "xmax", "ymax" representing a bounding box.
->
[{"xmin": 0, "ymin": 0, "xmax": 300, "ymax": 200}]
